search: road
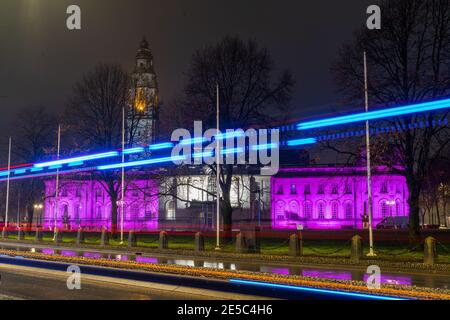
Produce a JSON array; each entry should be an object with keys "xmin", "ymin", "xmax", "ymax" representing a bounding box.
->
[{"xmin": 0, "ymin": 264, "xmax": 266, "ymax": 300}]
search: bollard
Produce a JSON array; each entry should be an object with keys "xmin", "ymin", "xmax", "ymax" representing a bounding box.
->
[
  {"xmin": 350, "ymin": 235, "xmax": 363, "ymax": 262},
  {"xmin": 424, "ymin": 236, "xmax": 437, "ymax": 265},
  {"xmin": 289, "ymin": 233, "xmax": 303, "ymax": 257},
  {"xmin": 35, "ymin": 228, "xmax": 43, "ymax": 242},
  {"xmin": 1, "ymin": 227, "xmax": 8, "ymax": 240},
  {"xmin": 100, "ymin": 228, "xmax": 109, "ymax": 246},
  {"xmin": 246, "ymin": 226, "xmax": 261, "ymax": 254},
  {"xmin": 54, "ymin": 229, "xmax": 63, "ymax": 244},
  {"xmin": 159, "ymin": 231, "xmax": 168, "ymax": 249},
  {"xmin": 76, "ymin": 228, "xmax": 85, "ymax": 245},
  {"xmin": 128, "ymin": 231, "xmax": 137, "ymax": 248},
  {"xmin": 17, "ymin": 228, "xmax": 25, "ymax": 240},
  {"xmin": 195, "ymin": 232, "xmax": 204, "ymax": 252},
  {"xmin": 235, "ymin": 232, "xmax": 248, "ymax": 253}
]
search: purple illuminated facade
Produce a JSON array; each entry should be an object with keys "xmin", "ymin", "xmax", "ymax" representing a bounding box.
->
[
  {"xmin": 42, "ymin": 166, "xmax": 409, "ymax": 231},
  {"xmin": 43, "ymin": 179, "xmax": 158, "ymax": 231},
  {"xmin": 271, "ymin": 166, "xmax": 409, "ymax": 230}
]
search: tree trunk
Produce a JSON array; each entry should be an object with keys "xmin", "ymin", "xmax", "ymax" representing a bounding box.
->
[
  {"xmin": 26, "ymin": 204, "xmax": 34, "ymax": 233},
  {"xmin": 436, "ymin": 202, "xmax": 441, "ymax": 227},
  {"xmin": 408, "ymin": 182, "xmax": 421, "ymax": 246},
  {"xmin": 221, "ymin": 188, "xmax": 233, "ymax": 244}
]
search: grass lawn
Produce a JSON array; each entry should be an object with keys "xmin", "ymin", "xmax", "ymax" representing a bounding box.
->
[{"xmin": 4, "ymin": 232, "xmax": 450, "ymax": 263}]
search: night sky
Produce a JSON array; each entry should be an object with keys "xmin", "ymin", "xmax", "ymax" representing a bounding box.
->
[{"xmin": 0, "ymin": 0, "xmax": 374, "ymax": 137}]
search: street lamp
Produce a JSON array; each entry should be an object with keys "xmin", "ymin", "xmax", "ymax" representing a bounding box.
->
[{"xmin": 34, "ymin": 203, "xmax": 43, "ymax": 227}]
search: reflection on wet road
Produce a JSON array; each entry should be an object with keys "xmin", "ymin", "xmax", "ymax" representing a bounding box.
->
[{"xmin": 2, "ymin": 245, "xmax": 449, "ymax": 290}]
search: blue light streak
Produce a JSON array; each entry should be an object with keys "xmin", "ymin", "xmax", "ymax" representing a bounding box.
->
[
  {"xmin": 123, "ymin": 147, "xmax": 145, "ymax": 154},
  {"xmin": 251, "ymin": 143, "xmax": 279, "ymax": 151},
  {"xmin": 148, "ymin": 142, "xmax": 174, "ymax": 151},
  {"xmin": 287, "ymin": 138, "xmax": 317, "ymax": 146},
  {"xmin": 215, "ymin": 131, "xmax": 245, "ymax": 140},
  {"xmin": 180, "ymin": 137, "xmax": 206, "ymax": 145},
  {"xmin": 229, "ymin": 279, "xmax": 405, "ymax": 300},
  {"xmin": 297, "ymin": 99, "xmax": 450, "ymax": 130},
  {"xmin": 97, "ymin": 155, "xmax": 186, "ymax": 171},
  {"xmin": 33, "ymin": 151, "xmax": 120, "ymax": 168},
  {"xmin": 221, "ymin": 147, "xmax": 244, "ymax": 155},
  {"xmin": 68, "ymin": 161, "xmax": 84, "ymax": 167}
]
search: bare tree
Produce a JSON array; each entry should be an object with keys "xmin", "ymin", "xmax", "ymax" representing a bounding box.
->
[
  {"xmin": 162, "ymin": 36, "xmax": 294, "ymax": 241},
  {"xmin": 332, "ymin": 0, "xmax": 450, "ymax": 243},
  {"xmin": 65, "ymin": 64, "xmax": 147, "ymax": 236},
  {"xmin": 12, "ymin": 106, "xmax": 57, "ymax": 229}
]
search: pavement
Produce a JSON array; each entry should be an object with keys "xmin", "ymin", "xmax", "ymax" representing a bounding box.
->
[{"xmin": 0, "ymin": 263, "xmax": 272, "ymax": 300}]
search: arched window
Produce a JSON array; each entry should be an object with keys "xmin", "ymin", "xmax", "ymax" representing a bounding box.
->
[
  {"xmin": 275, "ymin": 201, "xmax": 285, "ymax": 220},
  {"xmin": 166, "ymin": 201, "xmax": 176, "ymax": 220},
  {"xmin": 74, "ymin": 204, "xmax": 80, "ymax": 221},
  {"xmin": 304, "ymin": 202, "xmax": 312, "ymax": 219},
  {"xmin": 61, "ymin": 204, "xmax": 69, "ymax": 221},
  {"xmin": 345, "ymin": 202, "xmax": 353, "ymax": 220},
  {"xmin": 317, "ymin": 202, "xmax": 325, "ymax": 219},
  {"xmin": 395, "ymin": 200, "xmax": 401, "ymax": 216},
  {"xmin": 131, "ymin": 204, "xmax": 140, "ymax": 220},
  {"xmin": 331, "ymin": 202, "xmax": 339, "ymax": 219},
  {"xmin": 381, "ymin": 202, "xmax": 388, "ymax": 218},
  {"xmin": 289, "ymin": 201, "xmax": 300, "ymax": 220},
  {"xmin": 96, "ymin": 205, "xmax": 102, "ymax": 220}
]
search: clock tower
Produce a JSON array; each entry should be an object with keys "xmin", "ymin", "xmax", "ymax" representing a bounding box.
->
[{"xmin": 128, "ymin": 37, "xmax": 159, "ymax": 147}]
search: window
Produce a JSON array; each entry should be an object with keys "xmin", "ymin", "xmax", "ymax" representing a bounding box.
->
[
  {"xmin": 76, "ymin": 188, "xmax": 82, "ymax": 198},
  {"xmin": 345, "ymin": 183, "xmax": 352, "ymax": 194},
  {"xmin": 345, "ymin": 203, "xmax": 353, "ymax": 220},
  {"xmin": 61, "ymin": 188, "xmax": 68, "ymax": 197},
  {"xmin": 289, "ymin": 201, "xmax": 300, "ymax": 220},
  {"xmin": 276, "ymin": 185, "xmax": 284, "ymax": 195},
  {"xmin": 96, "ymin": 205, "xmax": 102, "ymax": 220},
  {"xmin": 74, "ymin": 204, "xmax": 81, "ymax": 221},
  {"xmin": 275, "ymin": 201, "xmax": 285, "ymax": 220},
  {"xmin": 290, "ymin": 184, "xmax": 297, "ymax": 195},
  {"xmin": 381, "ymin": 202, "xmax": 388, "ymax": 218},
  {"xmin": 381, "ymin": 182, "xmax": 388, "ymax": 193},
  {"xmin": 395, "ymin": 201, "xmax": 400, "ymax": 216},
  {"xmin": 331, "ymin": 184, "xmax": 338, "ymax": 195},
  {"xmin": 96, "ymin": 189, "xmax": 102, "ymax": 199},
  {"xmin": 304, "ymin": 184, "xmax": 311, "ymax": 195},
  {"xmin": 131, "ymin": 204, "xmax": 140, "ymax": 220},
  {"xmin": 318, "ymin": 184, "xmax": 325, "ymax": 194},
  {"xmin": 318, "ymin": 202, "xmax": 325, "ymax": 219},
  {"xmin": 331, "ymin": 202, "xmax": 338, "ymax": 219},
  {"xmin": 304, "ymin": 202, "xmax": 312, "ymax": 219},
  {"xmin": 166, "ymin": 201, "xmax": 176, "ymax": 220}
]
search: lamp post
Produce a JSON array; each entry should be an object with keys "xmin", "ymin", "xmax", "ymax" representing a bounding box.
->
[
  {"xmin": 215, "ymin": 84, "xmax": 221, "ymax": 251},
  {"xmin": 53, "ymin": 125, "xmax": 61, "ymax": 240},
  {"xmin": 4, "ymin": 137, "xmax": 11, "ymax": 228},
  {"xmin": 34, "ymin": 204, "xmax": 43, "ymax": 227},
  {"xmin": 120, "ymin": 106, "xmax": 125, "ymax": 245},
  {"xmin": 364, "ymin": 51, "xmax": 376, "ymax": 257}
]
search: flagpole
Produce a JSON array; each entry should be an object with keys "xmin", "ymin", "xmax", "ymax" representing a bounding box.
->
[
  {"xmin": 5, "ymin": 137, "xmax": 11, "ymax": 228},
  {"xmin": 364, "ymin": 51, "xmax": 376, "ymax": 257},
  {"xmin": 53, "ymin": 125, "xmax": 61, "ymax": 240},
  {"xmin": 215, "ymin": 84, "xmax": 221, "ymax": 250},
  {"xmin": 120, "ymin": 107, "xmax": 125, "ymax": 245}
]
